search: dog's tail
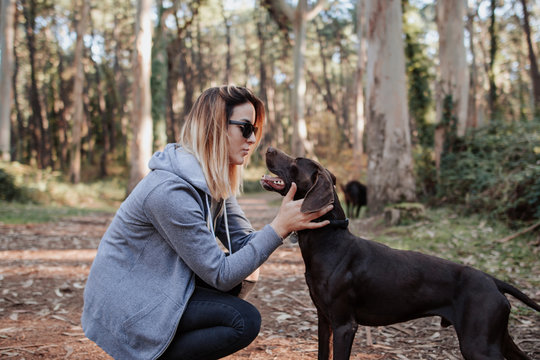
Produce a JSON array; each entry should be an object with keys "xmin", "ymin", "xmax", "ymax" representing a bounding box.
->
[{"xmin": 494, "ymin": 277, "xmax": 540, "ymax": 312}]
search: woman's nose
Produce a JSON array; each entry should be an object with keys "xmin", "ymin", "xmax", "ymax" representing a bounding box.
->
[{"xmin": 247, "ymin": 132, "xmax": 256, "ymax": 143}]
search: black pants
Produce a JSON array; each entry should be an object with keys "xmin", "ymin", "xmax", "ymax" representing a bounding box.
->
[{"xmin": 158, "ymin": 286, "xmax": 261, "ymax": 360}]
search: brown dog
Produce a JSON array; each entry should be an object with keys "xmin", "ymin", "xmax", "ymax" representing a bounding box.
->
[{"xmin": 261, "ymin": 147, "xmax": 539, "ymax": 360}]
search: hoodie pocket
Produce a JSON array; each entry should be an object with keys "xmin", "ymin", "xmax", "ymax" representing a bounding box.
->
[{"xmin": 121, "ymin": 294, "xmax": 180, "ymax": 349}]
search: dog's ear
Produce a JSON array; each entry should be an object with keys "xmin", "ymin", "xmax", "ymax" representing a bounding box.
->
[{"xmin": 301, "ymin": 168, "xmax": 334, "ymax": 213}]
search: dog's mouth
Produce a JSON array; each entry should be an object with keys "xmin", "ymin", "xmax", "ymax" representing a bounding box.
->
[{"xmin": 260, "ymin": 174, "xmax": 286, "ymax": 192}]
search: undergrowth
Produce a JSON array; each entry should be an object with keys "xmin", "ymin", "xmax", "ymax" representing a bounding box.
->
[{"xmin": 0, "ymin": 161, "xmax": 124, "ymax": 223}]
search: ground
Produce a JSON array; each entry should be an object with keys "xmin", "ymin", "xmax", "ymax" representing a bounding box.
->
[{"xmin": 0, "ymin": 192, "xmax": 538, "ymax": 359}]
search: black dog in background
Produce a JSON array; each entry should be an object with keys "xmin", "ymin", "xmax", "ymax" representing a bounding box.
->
[
  {"xmin": 261, "ymin": 147, "xmax": 539, "ymax": 360},
  {"xmin": 340, "ymin": 180, "xmax": 366, "ymax": 218}
]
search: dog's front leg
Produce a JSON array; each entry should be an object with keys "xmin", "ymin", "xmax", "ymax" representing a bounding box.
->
[
  {"xmin": 332, "ymin": 322, "xmax": 358, "ymax": 360},
  {"xmin": 317, "ymin": 311, "xmax": 332, "ymax": 360}
]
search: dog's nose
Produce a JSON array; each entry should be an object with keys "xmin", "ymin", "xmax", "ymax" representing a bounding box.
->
[{"xmin": 266, "ymin": 147, "xmax": 277, "ymax": 156}]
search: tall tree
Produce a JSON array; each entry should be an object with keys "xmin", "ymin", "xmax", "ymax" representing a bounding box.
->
[
  {"xmin": 263, "ymin": 0, "xmax": 327, "ymax": 157},
  {"xmin": 0, "ymin": 0, "xmax": 16, "ymax": 161},
  {"xmin": 128, "ymin": 0, "xmax": 154, "ymax": 194},
  {"xmin": 69, "ymin": 0, "xmax": 90, "ymax": 183},
  {"xmin": 519, "ymin": 0, "xmax": 540, "ymax": 117},
  {"xmin": 487, "ymin": 0, "xmax": 499, "ymax": 118},
  {"xmin": 365, "ymin": 0, "xmax": 416, "ymax": 214},
  {"xmin": 353, "ymin": 0, "xmax": 366, "ymax": 159},
  {"xmin": 466, "ymin": 3, "xmax": 479, "ymax": 129},
  {"xmin": 436, "ymin": 0, "xmax": 469, "ymax": 137},
  {"xmin": 21, "ymin": 0, "xmax": 50, "ymax": 168}
]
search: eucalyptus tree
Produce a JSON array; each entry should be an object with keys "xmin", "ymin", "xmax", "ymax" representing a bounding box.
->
[
  {"xmin": 69, "ymin": 0, "xmax": 90, "ymax": 184},
  {"xmin": 365, "ymin": 0, "xmax": 416, "ymax": 214},
  {"xmin": 353, "ymin": 0, "xmax": 366, "ymax": 159},
  {"xmin": 128, "ymin": 0, "xmax": 153, "ymax": 194},
  {"xmin": 263, "ymin": 0, "xmax": 328, "ymax": 157},
  {"xmin": 519, "ymin": 0, "xmax": 540, "ymax": 116},
  {"xmin": 436, "ymin": 0, "xmax": 469, "ymax": 138},
  {"xmin": 0, "ymin": 0, "xmax": 15, "ymax": 161}
]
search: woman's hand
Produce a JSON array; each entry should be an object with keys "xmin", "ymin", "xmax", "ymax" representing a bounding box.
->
[{"xmin": 270, "ymin": 183, "xmax": 333, "ymax": 239}]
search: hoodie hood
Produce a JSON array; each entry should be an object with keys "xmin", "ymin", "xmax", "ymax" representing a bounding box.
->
[{"xmin": 148, "ymin": 143, "xmax": 210, "ymax": 195}]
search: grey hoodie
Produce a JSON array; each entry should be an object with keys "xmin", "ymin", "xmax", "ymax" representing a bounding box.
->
[{"xmin": 81, "ymin": 143, "xmax": 283, "ymax": 359}]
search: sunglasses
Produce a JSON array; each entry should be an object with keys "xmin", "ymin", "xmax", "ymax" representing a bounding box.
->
[{"xmin": 228, "ymin": 120, "xmax": 258, "ymax": 139}]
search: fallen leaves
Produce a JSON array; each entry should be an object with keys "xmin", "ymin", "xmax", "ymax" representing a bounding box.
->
[{"xmin": 0, "ymin": 196, "xmax": 538, "ymax": 359}]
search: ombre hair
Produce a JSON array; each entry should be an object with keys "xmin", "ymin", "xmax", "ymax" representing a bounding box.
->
[{"xmin": 179, "ymin": 85, "xmax": 265, "ymax": 200}]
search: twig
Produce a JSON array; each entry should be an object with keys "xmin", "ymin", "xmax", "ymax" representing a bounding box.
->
[
  {"xmin": 0, "ymin": 344, "xmax": 57, "ymax": 351},
  {"xmin": 496, "ymin": 222, "xmax": 540, "ymax": 243}
]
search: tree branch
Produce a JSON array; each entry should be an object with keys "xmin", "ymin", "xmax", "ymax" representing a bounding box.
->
[{"xmin": 306, "ymin": 0, "xmax": 327, "ymax": 21}]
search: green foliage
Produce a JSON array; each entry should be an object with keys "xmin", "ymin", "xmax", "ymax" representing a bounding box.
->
[
  {"xmin": 0, "ymin": 167, "xmax": 25, "ymax": 202},
  {"xmin": 438, "ymin": 120, "xmax": 540, "ymax": 224},
  {"xmin": 0, "ymin": 162, "xmax": 124, "ymax": 224},
  {"xmin": 413, "ymin": 145, "xmax": 437, "ymax": 198},
  {"xmin": 403, "ymin": 0, "xmax": 435, "ymax": 148}
]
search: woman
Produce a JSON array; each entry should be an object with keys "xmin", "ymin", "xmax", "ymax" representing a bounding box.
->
[{"xmin": 81, "ymin": 85, "xmax": 332, "ymax": 360}]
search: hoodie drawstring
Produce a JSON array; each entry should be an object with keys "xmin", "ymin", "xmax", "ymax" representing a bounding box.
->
[
  {"xmin": 223, "ymin": 204, "xmax": 232, "ymax": 254},
  {"xmin": 206, "ymin": 194, "xmax": 233, "ymax": 255}
]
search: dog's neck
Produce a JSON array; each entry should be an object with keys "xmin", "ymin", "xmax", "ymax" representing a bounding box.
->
[{"xmin": 310, "ymin": 191, "xmax": 349, "ymax": 229}]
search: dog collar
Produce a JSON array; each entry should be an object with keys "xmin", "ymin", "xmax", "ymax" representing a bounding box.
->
[
  {"xmin": 327, "ymin": 218, "xmax": 349, "ymax": 229},
  {"xmin": 312, "ymin": 218, "xmax": 349, "ymax": 229},
  {"xmin": 289, "ymin": 218, "xmax": 349, "ymax": 244}
]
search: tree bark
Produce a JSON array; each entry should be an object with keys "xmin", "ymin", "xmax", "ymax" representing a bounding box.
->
[
  {"xmin": 0, "ymin": 0, "xmax": 16, "ymax": 161},
  {"xmin": 353, "ymin": 0, "xmax": 366, "ymax": 159},
  {"xmin": 128, "ymin": 0, "xmax": 154, "ymax": 194},
  {"xmin": 436, "ymin": 0, "xmax": 469, "ymax": 137},
  {"xmin": 264, "ymin": 0, "xmax": 326, "ymax": 157},
  {"xmin": 487, "ymin": 0, "xmax": 498, "ymax": 118},
  {"xmin": 69, "ymin": 0, "xmax": 89, "ymax": 183},
  {"xmin": 466, "ymin": 5, "xmax": 478, "ymax": 130},
  {"xmin": 365, "ymin": 0, "xmax": 416, "ymax": 214},
  {"xmin": 22, "ymin": 0, "xmax": 48, "ymax": 168},
  {"xmin": 519, "ymin": 0, "xmax": 540, "ymax": 117}
]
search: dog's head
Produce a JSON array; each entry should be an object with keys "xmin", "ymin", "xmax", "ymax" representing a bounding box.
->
[{"xmin": 260, "ymin": 147, "xmax": 336, "ymax": 213}]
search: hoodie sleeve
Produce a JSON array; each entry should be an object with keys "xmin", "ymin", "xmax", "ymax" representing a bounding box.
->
[{"xmin": 143, "ymin": 179, "xmax": 282, "ymax": 291}]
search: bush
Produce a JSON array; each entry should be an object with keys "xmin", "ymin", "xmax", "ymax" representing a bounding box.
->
[
  {"xmin": 437, "ymin": 120, "xmax": 540, "ymax": 224},
  {"xmin": 0, "ymin": 168, "xmax": 24, "ymax": 202}
]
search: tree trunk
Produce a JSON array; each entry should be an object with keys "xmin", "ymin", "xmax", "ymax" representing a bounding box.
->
[
  {"xmin": 519, "ymin": 0, "xmax": 540, "ymax": 117},
  {"xmin": 22, "ymin": 0, "xmax": 47, "ymax": 168},
  {"xmin": 12, "ymin": 11, "xmax": 25, "ymax": 162},
  {"xmin": 69, "ymin": 0, "xmax": 89, "ymax": 183},
  {"xmin": 466, "ymin": 5, "xmax": 478, "ymax": 130},
  {"xmin": 0, "ymin": 0, "xmax": 16, "ymax": 161},
  {"xmin": 365, "ymin": 0, "xmax": 416, "ymax": 214},
  {"xmin": 128, "ymin": 0, "xmax": 154, "ymax": 194},
  {"xmin": 222, "ymin": 3, "xmax": 232, "ymax": 85},
  {"xmin": 291, "ymin": 0, "xmax": 310, "ymax": 157},
  {"xmin": 436, "ymin": 0, "xmax": 469, "ymax": 137},
  {"xmin": 487, "ymin": 0, "xmax": 498, "ymax": 118},
  {"xmin": 151, "ymin": 0, "xmax": 171, "ymax": 151},
  {"xmin": 264, "ymin": 0, "xmax": 326, "ymax": 157},
  {"xmin": 257, "ymin": 9, "xmax": 278, "ymax": 150},
  {"xmin": 353, "ymin": 0, "xmax": 366, "ymax": 160}
]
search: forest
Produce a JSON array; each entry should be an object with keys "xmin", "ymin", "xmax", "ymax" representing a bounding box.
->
[
  {"xmin": 0, "ymin": 1, "xmax": 539, "ymax": 358},
  {"xmin": 0, "ymin": 0, "xmax": 539, "ymax": 222}
]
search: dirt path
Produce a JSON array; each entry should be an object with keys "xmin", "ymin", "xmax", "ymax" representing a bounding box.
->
[{"xmin": 0, "ymin": 192, "xmax": 538, "ymax": 359}]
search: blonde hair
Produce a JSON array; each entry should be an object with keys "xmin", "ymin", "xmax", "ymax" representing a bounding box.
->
[{"xmin": 179, "ymin": 85, "xmax": 265, "ymax": 200}]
